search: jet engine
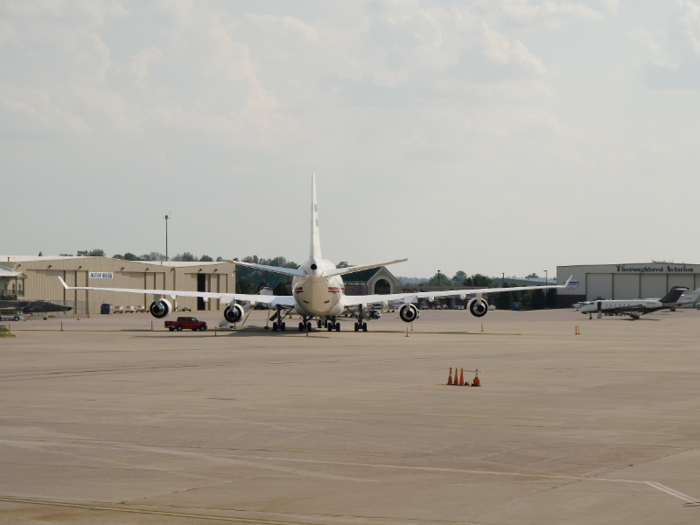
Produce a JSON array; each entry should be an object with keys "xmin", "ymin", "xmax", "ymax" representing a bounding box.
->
[
  {"xmin": 224, "ymin": 304, "xmax": 244, "ymax": 323},
  {"xmin": 149, "ymin": 299, "xmax": 172, "ymax": 319},
  {"xmin": 399, "ymin": 304, "xmax": 419, "ymax": 323},
  {"xmin": 467, "ymin": 298, "xmax": 489, "ymax": 318}
]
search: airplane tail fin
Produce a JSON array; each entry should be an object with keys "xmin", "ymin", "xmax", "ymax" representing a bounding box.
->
[
  {"xmin": 679, "ymin": 288, "xmax": 700, "ymax": 304},
  {"xmin": 310, "ymin": 173, "xmax": 322, "ymax": 259},
  {"xmin": 659, "ymin": 286, "xmax": 689, "ymax": 304}
]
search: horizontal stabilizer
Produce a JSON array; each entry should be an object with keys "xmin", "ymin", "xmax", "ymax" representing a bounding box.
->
[
  {"xmin": 234, "ymin": 261, "xmax": 306, "ymax": 277},
  {"xmin": 324, "ymin": 259, "xmax": 408, "ymax": 277}
]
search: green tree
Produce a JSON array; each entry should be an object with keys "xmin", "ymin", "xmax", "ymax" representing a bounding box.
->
[
  {"xmin": 78, "ymin": 249, "xmax": 106, "ymax": 257},
  {"xmin": 545, "ymin": 288, "xmax": 557, "ymax": 308},
  {"xmin": 199, "ymin": 255, "xmax": 213, "ymax": 262},
  {"xmin": 495, "ymin": 284, "xmax": 512, "ymax": 310},
  {"xmin": 336, "ymin": 261, "xmax": 351, "ymax": 268},
  {"xmin": 465, "ymin": 274, "xmax": 493, "ymax": 287},
  {"xmin": 526, "ymin": 272, "xmax": 539, "ymax": 279},
  {"xmin": 236, "ymin": 277, "xmax": 255, "ymax": 294},
  {"xmin": 173, "ymin": 252, "xmax": 197, "ymax": 262},
  {"xmin": 452, "ymin": 270, "xmax": 468, "ymax": 284},
  {"xmin": 531, "ymin": 288, "xmax": 546, "ymax": 310},
  {"xmin": 273, "ymin": 282, "xmax": 290, "ymax": 295},
  {"xmin": 139, "ymin": 252, "xmax": 166, "ymax": 261},
  {"xmin": 427, "ymin": 272, "xmax": 448, "ymax": 286}
]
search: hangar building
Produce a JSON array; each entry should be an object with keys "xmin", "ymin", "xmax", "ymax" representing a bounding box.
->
[
  {"xmin": 0, "ymin": 256, "xmax": 237, "ymax": 316},
  {"xmin": 556, "ymin": 262, "xmax": 700, "ymax": 307}
]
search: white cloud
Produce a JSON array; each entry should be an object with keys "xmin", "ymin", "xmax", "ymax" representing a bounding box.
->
[
  {"xmin": 626, "ymin": 27, "xmax": 662, "ymax": 57},
  {"xmin": 472, "ymin": 0, "xmax": 607, "ymax": 30},
  {"xmin": 642, "ymin": 0, "xmax": 700, "ymax": 89},
  {"xmin": 128, "ymin": 46, "xmax": 162, "ymax": 87}
]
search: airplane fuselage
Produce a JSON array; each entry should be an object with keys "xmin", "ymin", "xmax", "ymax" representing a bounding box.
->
[
  {"xmin": 578, "ymin": 299, "xmax": 662, "ymax": 316},
  {"xmin": 291, "ymin": 257, "xmax": 346, "ymax": 317}
]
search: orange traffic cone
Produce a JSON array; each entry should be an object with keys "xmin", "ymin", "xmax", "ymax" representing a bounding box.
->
[
  {"xmin": 459, "ymin": 368, "xmax": 464, "ymax": 386},
  {"xmin": 472, "ymin": 369, "xmax": 481, "ymax": 387},
  {"xmin": 447, "ymin": 367, "xmax": 453, "ymax": 385}
]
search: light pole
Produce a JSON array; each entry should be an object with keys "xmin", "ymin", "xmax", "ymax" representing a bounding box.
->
[
  {"xmin": 502, "ymin": 272, "xmax": 505, "ymax": 285},
  {"xmin": 164, "ymin": 213, "xmax": 171, "ymax": 261},
  {"xmin": 437, "ymin": 269, "xmax": 441, "ymax": 287}
]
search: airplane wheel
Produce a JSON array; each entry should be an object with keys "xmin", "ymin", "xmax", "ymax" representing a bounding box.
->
[
  {"xmin": 176, "ymin": 326, "xmax": 182, "ymax": 331},
  {"xmin": 317, "ymin": 319, "xmax": 322, "ymax": 328},
  {"xmin": 272, "ymin": 322, "xmax": 278, "ymax": 331},
  {"xmin": 362, "ymin": 322, "xmax": 367, "ymax": 332},
  {"xmin": 306, "ymin": 321, "xmax": 312, "ymax": 331},
  {"xmin": 281, "ymin": 322, "xmax": 286, "ymax": 331},
  {"xmin": 335, "ymin": 322, "xmax": 341, "ymax": 331},
  {"xmin": 354, "ymin": 323, "xmax": 359, "ymax": 332},
  {"xmin": 298, "ymin": 322, "xmax": 304, "ymax": 331},
  {"xmin": 327, "ymin": 324, "xmax": 333, "ymax": 331}
]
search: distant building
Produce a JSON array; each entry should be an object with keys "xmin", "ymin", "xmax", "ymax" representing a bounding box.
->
[
  {"xmin": 342, "ymin": 266, "xmax": 399, "ymax": 295},
  {"xmin": 556, "ymin": 262, "xmax": 700, "ymax": 308},
  {"xmin": 0, "ymin": 255, "xmax": 237, "ymax": 315}
]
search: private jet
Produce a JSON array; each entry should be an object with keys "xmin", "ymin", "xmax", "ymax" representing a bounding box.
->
[
  {"xmin": 59, "ymin": 175, "xmax": 574, "ymax": 332},
  {"xmin": 577, "ymin": 286, "xmax": 700, "ymax": 319}
]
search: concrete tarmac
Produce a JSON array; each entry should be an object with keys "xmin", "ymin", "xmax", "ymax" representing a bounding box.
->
[{"xmin": 1, "ymin": 308, "xmax": 700, "ymax": 524}]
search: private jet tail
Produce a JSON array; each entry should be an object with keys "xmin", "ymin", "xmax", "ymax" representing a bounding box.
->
[
  {"xmin": 659, "ymin": 286, "xmax": 689, "ymax": 305},
  {"xmin": 679, "ymin": 288, "xmax": 700, "ymax": 305}
]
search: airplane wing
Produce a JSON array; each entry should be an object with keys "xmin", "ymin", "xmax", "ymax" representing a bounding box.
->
[
  {"xmin": 324, "ymin": 259, "xmax": 408, "ymax": 277},
  {"xmin": 344, "ymin": 276, "xmax": 576, "ymax": 307},
  {"xmin": 234, "ymin": 261, "xmax": 306, "ymax": 277},
  {"xmin": 57, "ymin": 277, "xmax": 296, "ymax": 307}
]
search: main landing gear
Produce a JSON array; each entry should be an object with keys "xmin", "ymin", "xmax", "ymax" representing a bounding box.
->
[
  {"xmin": 271, "ymin": 305, "xmax": 286, "ymax": 331},
  {"xmin": 325, "ymin": 317, "xmax": 340, "ymax": 331},
  {"xmin": 297, "ymin": 317, "xmax": 316, "ymax": 332},
  {"xmin": 354, "ymin": 321, "xmax": 367, "ymax": 332},
  {"xmin": 353, "ymin": 304, "xmax": 368, "ymax": 332}
]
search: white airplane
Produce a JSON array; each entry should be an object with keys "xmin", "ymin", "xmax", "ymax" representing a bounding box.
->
[
  {"xmin": 577, "ymin": 286, "xmax": 699, "ymax": 319},
  {"xmin": 678, "ymin": 288, "xmax": 700, "ymax": 309},
  {"xmin": 58, "ymin": 175, "xmax": 574, "ymax": 332}
]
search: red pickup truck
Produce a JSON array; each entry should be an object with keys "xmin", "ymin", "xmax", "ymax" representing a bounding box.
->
[{"xmin": 165, "ymin": 317, "xmax": 208, "ymax": 332}]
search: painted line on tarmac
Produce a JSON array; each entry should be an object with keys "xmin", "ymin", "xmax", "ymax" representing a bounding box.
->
[
  {"xmin": 645, "ymin": 482, "xmax": 700, "ymax": 504},
  {"xmin": 0, "ymin": 496, "xmax": 316, "ymax": 524},
  {"xmin": 217, "ymin": 453, "xmax": 700, "ymax": 504},
  {"xmin": 2, "ymin": 438, "xmax": 698, "ymax": 506}
]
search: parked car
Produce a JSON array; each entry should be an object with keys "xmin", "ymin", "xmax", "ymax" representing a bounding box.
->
[
  {"xmin": 124, "ymin": 306, "xmax": 135, "ymax": 314},
  {"xmin": 114, "ymin": 306, "xmax": 124, "ymax": 314},
  {"xmin": 135, "ymin": 305, "xmax": 147, "ymax": 313},
  {"xmin": 164, "ymin": 317, "xmax": 208, "ymax": 332},
  {"xmin": 0, "ymin": 313, "xmax": 24, "ymax": 321}
]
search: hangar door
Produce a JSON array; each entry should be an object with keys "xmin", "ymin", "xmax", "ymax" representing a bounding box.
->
[
  {"xmin": 613, "ymin": 274, "xmax": 639, "ymax": 299},
  {"xmin": 668, "ymin": 275, "xmax": 694, "ymax": 290},
  {"xmin": 640, "ymin": 274, "xmax": 666, "ymax": 299},
  {"xmin": 586, "ymin": 274, "xmax": 612, "ymax": 300}
]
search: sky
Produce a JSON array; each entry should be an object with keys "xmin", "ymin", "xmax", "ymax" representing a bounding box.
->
[{"xmin": 2, "ymin": 0, "xmax": 700, "ymax": 279}]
